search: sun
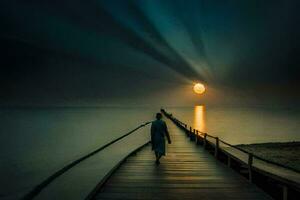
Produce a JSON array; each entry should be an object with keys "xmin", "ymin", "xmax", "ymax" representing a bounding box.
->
[{"xmin": 193, "ymin": 83, "xmax": 206, "ymax": 94}]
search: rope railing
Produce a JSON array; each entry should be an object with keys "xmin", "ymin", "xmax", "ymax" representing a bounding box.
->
[
  {"xmin": 161, "ymin": 109, "xmax": 300, "ymax": 200},
  {"xmin": 22, "ymin": 121, "xmax": 152, "ymax": 200},
  {"xmin": 206, "ymin": 134, "xmax": 217, "ymax": 139},
  {"xmin": 85, "ymin": 141, "xmax": 151, "ymax": 200},
  {"xmin": 163, "ymin": 110, "xmax": 258, "ymax": 154},
  {"xmin": 161, "ymin": 109, "xmax": 300, "ymax": 174},
  {"xmin": 219, "ymin": 137, "xmax": 300, "ymax": 173}
]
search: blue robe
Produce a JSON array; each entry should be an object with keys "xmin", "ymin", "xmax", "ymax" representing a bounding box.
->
[{"xmin": 151, "ymin": 119, "xmax": 169, "ymax": 155}]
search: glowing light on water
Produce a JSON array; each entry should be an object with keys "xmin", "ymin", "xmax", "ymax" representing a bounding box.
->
[{"xmin": 194, "ymin": 105, "xmax": 206, "ymax": 133}]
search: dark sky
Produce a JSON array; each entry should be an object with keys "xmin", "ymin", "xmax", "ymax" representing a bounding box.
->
[{"xmin": 1, "ymin": 0, "xmax": 299, "ymax": 106}]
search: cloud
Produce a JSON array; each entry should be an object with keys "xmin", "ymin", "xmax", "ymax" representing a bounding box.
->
[{"xmin": 0, "ymin": 0, "xmax": 299, "ymax": 105}]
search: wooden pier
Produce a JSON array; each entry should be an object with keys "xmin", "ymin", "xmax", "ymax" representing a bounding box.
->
[
  {"xmin": 92, "ymin": 113, "xmax": 273, "ymax": 200},
  {"xmin": 23, "ymin": 109, "xmax": 300, "ymax": 200}
]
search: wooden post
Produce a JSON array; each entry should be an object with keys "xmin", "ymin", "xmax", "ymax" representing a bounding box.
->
[
  {"xmin": 214, "ymin": 137, "xmax": 219, "ymax": 158},
  {"xmin": 248, "ymin": 153, "xmax": 253, "ymax": 183},
  {"xmin": 186, "ymin": 127, "xmax": 189, "ymax": 136},
  {"xmin": 283, "ymin": 185, "xmax": 288, "ymax": 200},
  {"xmin": 190, "ymin": 129, "xmax": 196, "ymax": 141},
  {"xmin": 203, "ymin": 133, "xmax": 207, "ymax": 149},
  {"xmin": 188, "ymin": 126, "xmax": 192, "ymax": 137},
  {"xmin": 185, "ymin": 126, "xmax": 189, "ymax": 136},
  {"xmin": 196, "ymin": 130, "xmax": 201, "ymax": 145},
  {"xmin": 227, "ymin": 156, "xmax": 231, "ymax": 167}
]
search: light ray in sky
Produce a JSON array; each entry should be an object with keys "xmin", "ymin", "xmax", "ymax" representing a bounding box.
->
[{"xmin": 137, "ymin": 0, "xmax": 214, "ymax": 82}]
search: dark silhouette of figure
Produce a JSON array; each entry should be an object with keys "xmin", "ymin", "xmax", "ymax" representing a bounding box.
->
[{"xmin": 151, "ymin": 113, "xmax": 171, "ymax": 165}]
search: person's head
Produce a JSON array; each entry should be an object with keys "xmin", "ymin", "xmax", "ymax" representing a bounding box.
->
[{"xmin": 156, "ymin": 113, "xmax": 162, "ymax": 120}]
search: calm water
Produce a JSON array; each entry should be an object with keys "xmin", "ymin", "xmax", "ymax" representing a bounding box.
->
[
  {"xmin": 0, "ymin": 106, "xmax": 299, "ymax": 199},
  {"xmin": 168, "ymin": 105, "xmax": 300, "ymax": 144}
]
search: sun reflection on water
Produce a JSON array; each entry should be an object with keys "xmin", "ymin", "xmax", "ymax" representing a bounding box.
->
[{"xmin": 194, "ymin": 105, "xmax": 206, "ymax": 133}]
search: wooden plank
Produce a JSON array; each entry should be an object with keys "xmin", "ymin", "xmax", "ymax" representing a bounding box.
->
[{"xmin": 93, "ymin": 119, "xmax": 272, "ymax": 200}]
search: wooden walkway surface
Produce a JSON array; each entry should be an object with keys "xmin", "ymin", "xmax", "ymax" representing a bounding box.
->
[{"xmin": 94, "ymin": 119, "xmax": 272, "ymax": 200}]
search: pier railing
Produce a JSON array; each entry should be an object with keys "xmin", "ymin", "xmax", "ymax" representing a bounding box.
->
[
  {"xmin": 22, "ymin": 121, "xmax": 152, "ymax": 200},
  {"xmin": 161, "ymin": 109, "xmax": 300, "ymax": 200}
]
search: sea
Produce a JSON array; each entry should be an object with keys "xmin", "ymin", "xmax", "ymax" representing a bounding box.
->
[{"xmin": 1, "ymin": 105, "xmax": 299, "ymax": 199}]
